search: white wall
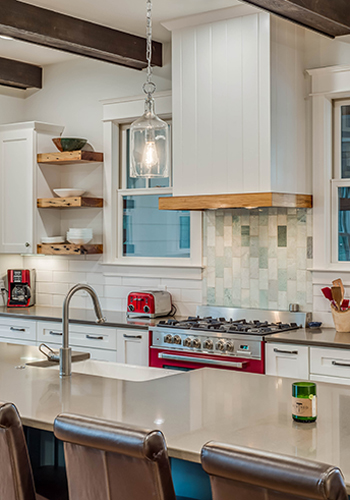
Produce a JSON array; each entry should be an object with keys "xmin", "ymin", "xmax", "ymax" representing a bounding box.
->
[
  {"xmin": 23, "ymin": 52, "xmax": 172, "ymax": 151},
  {"xmin": 0, "ymin": 89, "xmax": 25, "ymax": 125}
]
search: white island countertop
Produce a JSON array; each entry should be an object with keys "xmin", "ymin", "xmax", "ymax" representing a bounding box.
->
[{"xmin": 2, "ymin": 343, "xmax": 350, "ymax": 491}]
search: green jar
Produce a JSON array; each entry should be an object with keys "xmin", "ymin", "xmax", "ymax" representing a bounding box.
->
[{"xmin": 292, "ymin": 382, "xmax": 317, "ymax": 423}]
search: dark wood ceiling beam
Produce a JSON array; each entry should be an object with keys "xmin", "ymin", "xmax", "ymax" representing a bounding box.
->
[
  {"xmin": 241, "ymin": 0, "xmax": 350, "ymax": 37},
  {"xmin": 0, "ymin": 56, "xmax": 42, "ymax": 89},
  {"xmin": 0, "ymin": 0, "xmax": 162, "ymax": 70}
]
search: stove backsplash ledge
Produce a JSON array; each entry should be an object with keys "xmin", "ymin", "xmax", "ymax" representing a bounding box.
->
[{"xmin": 202, "ymin": 207, "xmax": 313, "ymax": 312}]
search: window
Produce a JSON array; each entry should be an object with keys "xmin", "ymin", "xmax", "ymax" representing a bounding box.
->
[
  {"xmin": 332, "ymin": 101, "xmax": 350, "ymax": 262},
  {"xmin": 117, "ymin": 122, "xmax": 199, "ymax": 265}
]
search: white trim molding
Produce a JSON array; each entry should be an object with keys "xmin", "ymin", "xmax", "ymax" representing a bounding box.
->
[{"xmin": 307, "ymin": 65, "xmax": 350, "ymax": 274}]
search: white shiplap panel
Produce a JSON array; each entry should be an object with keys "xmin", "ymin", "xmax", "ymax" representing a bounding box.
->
[
  {"xmin": 226, "ymin": 16, "xmax": 244, "ymax": 193},
  {"xmin": 180, "ymin": 28, "xmax": 198, "ymax": 194},
  {"xmin": 258, "ymin": 13, "xmax": 271, "ymax": 191},
  {"xmin": 211, "ymin": 20, "xmax": 229, "ymax": 194},
  {"xmin": 241, "ymin": 14, "xmax": 260, "ymax": 192},
  {"xmin": 196, "ymin": 23, "xmax": 214, "ymax": 195},
  {"xmin": 173, "ymin": 28, "xmax": 198, "ymax": 195},
  {"xmin": 172, "ymin": 30, "xmax": 183, "ymax": 196},
  {"xmin": 270, "ymin": 17, "xmax": 309, "ymax": 194},
  {"xmin": 172, "ymin": 12, "xmax": 275, "ymax": 196}
]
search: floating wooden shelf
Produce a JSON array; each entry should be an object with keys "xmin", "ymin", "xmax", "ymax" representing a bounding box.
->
[
  {"xmin": 37, "ymin": 150, "xmax": 103, "ymax": 164},
  {"xmin": 37, "ymin": 243, "xmax": 103, "ymax": 255},
  {"xmin": 37, "ymin": 197, "xmax": 103, "ymax": 208},
  {"xmin": 159, "ymin": 193, "xmax": 313, "ymax": 211}
]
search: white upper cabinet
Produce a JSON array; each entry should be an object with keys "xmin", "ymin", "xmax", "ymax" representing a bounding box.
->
[
  {"xmin": 165, "ymin": 9, "xmax": 310, "ymax": 197},
  {"xmin": 0, "ymin": 122, "xmax": 64, "ymax": 254}
]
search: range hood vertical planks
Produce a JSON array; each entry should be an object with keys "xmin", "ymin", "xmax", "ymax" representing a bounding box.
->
[{"xmin": 159, "ymin": 193, "xmax": 313, "ymax": 210}]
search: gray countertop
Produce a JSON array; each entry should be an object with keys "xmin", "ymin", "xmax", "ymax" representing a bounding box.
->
[
  {"xmin": 266, "ymin": 327, "xmax": 350, "ymax": 349},
  {"xmin": 3, "ymin": 343, "xmax": 350, "ymax": 492},
  {"xmin": 0, "ymin": 305, "xmax": 181, "ymax": 330}
]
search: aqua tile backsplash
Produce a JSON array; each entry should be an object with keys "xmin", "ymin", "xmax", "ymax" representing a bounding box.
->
[{"xmin": 202, "ymin": 208, "xmax": 313, "ymax": 312}]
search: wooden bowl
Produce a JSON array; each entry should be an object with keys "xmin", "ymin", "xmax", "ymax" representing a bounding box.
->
[{"xmin": 52, "ymin": 138, "xmax": 87, "ymax": 152}]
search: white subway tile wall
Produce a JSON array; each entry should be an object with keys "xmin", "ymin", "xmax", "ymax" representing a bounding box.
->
[
  {"xmin": 202, "ymin": 208, "xmax": 313, "ymax": 312},
  {"xmin": 22, "ymin": 256, "xmax": 202, "ymax": 316}
]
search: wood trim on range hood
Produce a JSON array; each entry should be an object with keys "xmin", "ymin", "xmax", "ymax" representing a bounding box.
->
[{"xmin": 159, "ymin": 193, "xmax": 313, "ymax": 211}]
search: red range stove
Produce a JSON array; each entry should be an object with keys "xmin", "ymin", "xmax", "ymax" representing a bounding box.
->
[{"xmin": 149, "ymin": 306, "xmax": 311, "ymax": 374}]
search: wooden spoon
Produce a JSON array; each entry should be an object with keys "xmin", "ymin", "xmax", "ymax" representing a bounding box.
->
[
  {"xmin": 332, "ymin": 279, "xmax": 344, "ymax": 304},
  {"xmin": 332, "ymin": 286, "xmax": 342, "ymax": 311}
]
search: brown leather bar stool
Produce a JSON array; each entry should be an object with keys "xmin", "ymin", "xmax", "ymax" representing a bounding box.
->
[
  {"xmin": 54, "ymin": 413, "xmax": 194, "ymax": 500},
  {"xmin": 0, "ymin": 401, "xmax": 48, "ymax": 500},
  {"xmin": 201, "ymin": 441, "xmax": 348, "ymax": 500}
]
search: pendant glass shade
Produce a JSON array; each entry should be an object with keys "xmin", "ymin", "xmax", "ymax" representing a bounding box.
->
[{"xmin": 130, "ymin": 98, "xmax": 169, "ymax": 178}]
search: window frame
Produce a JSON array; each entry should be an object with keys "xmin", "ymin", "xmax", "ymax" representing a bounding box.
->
[
  {"xmin": 102, "ymin": 92, "xmax": 202, "ymax": 268},
  {"xmin": 332, "ymin": 99, "xmax": 350, "ymax": 264}
]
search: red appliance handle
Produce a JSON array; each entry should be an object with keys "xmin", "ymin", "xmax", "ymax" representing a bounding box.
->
[{"xmin": 158, "ymin": 352, "xmax": 248, "ymax": 369}]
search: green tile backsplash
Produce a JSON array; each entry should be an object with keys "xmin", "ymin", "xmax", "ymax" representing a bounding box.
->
[{"xmin": 202, "ymin": 208, "xmax": 313, "ymax": 311}]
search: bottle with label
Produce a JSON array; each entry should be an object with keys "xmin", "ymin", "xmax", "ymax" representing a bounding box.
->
[{"xmin": 292, "ymin": 382, "xmax": 317, "ymax": 423}]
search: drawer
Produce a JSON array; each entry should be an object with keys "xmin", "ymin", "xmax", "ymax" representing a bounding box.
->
[
  {"xmin": 310, "ymin": 347, "xmax": 350, "ymax": 379},
  {"xmin": 0, "ymin": 317, "xmax": 36, "ymax": 342},
  {"xmin": 265, "ymin": 343, "xmax": 309, "ymax": 379},
  {"xmin": 37, "ymin": 321, "xmax": 117, "ymax": 350}
]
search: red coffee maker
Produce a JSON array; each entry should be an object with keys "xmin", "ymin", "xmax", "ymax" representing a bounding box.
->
[{"xmin": 7, "ymin": 269, "xmax": 36, "ymax": 308}]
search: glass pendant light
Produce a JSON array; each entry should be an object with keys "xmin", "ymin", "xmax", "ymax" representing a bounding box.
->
[{"xmin": 129, "ymin": 0, "xmax": 169, "ymax": 178}]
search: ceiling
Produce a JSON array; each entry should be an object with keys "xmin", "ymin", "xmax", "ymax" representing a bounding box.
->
[{"xmin": 20, "ymin": 0, "xmax": 243, "ymax": 43}]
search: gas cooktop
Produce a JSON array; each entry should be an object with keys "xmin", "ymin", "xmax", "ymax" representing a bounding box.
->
[{"xmin": 157, "ymin": 316, "xmax": 301, "ymax": 335}]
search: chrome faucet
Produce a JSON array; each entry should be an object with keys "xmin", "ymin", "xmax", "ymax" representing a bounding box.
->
[{"xmin": 60, "ymin": 284, "xmax": 106, "ymax": 377}]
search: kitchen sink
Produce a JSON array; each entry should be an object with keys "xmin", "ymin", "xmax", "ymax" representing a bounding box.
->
[{"xmin": 27, "ymin": 358, "xmax": 179, "ymax": 382}]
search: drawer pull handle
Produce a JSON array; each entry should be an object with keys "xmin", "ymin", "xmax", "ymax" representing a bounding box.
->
[
  {"xmin": 123, "ymin": 334, "xmax": 142, "ymax": 339},
  {"xmin": 10, "ymin": 327, "xmax": 26, "ymax": 332},
  {"xmin": 49, "ymin": 331, "xmax": 62, "ymax": 336},
  {"xmin": 273, "ymin": 348, "xmax": 298, "ymax": 355},
  {"xmin": 86, "ymin": 335, "xmax": 104, "ymax": 340},
  {"xmin": 158, "ymin": 352, "xmax": 248, "ymax": 369},
  {"xmin": 332, "ymin": 360, "xmax": 350, "ymax": 367}
]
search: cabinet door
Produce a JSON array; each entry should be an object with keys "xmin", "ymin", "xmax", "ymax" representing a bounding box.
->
[
  {"xmin": 117, "ymin": 329, "xmax": 149, "ymax": 366},
  {"xmin": 265, "ymin": 343, "xmax": 309, "ymax": 379},
  {"xmin": 0, "ymin": 128, "xmax": 34, "ymax": 253}
]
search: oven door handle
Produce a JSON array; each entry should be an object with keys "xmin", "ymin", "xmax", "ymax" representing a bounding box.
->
[{"xmin": 158, "ymin": 352, "xmax": 248, "ymax": 369}]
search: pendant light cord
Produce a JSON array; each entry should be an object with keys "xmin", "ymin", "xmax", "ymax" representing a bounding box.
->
[{"xmin": 143, "ymin": 0, "xmax": 156, "ymax": 99}]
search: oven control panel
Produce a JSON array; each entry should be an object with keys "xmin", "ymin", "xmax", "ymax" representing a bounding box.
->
[{"xmin": 151, "ymin": 328, "xmax": 262, "ymax": 359}]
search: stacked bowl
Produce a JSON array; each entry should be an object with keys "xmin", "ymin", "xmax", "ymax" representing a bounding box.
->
[{"xmin": 67, "ymin": 228, "xmax": 93, "ymax": 245}]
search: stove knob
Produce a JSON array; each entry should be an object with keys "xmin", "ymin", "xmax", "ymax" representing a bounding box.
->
[
  {"xmin": 128, "ymin": 304, "xmax": 135, "ymax": 312},
  {"xmin": 183, "ymin": 337, "xmax": 192, "ymax": 347},
  {"xmin": 226, "ymin": 341, "xmax": 234, "ymax": 353},
  {"xmin": 203, "ymin": 339, "xmax": 214, "ymax": 350},
  {"xmin": 164, "ymin": 334, "xmax": 173, "ymax": 344},
  {"xmin": 216, "ymin": 340, "xmax": 226, "ymax": 351},
  {"xmin": 192, "ymin": 338, "xmax": 201, "ymax": 349},
  {"xmin": 173, "ymin": 335, "xmax": 181, "ymax": 345},
  {"xmin": 143, "ymin": 305, "xmax": 150, "ymax": 313}
]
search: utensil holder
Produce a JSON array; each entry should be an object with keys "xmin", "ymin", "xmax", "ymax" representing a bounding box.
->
[{"xmin": 331, "ymin": 306, "xmax": 350, "ymax": 332}]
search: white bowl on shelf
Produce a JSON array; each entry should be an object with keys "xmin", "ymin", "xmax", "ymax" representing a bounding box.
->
[
  {"xmin": 67, "ymin": 228, "xmax": 93, "ymax": 245},
  {"xmin": 67, "ymin": 235, "xmax": 93, "ymax": 245},
  {"xmin": 41, "ymin": 236, "xmax": 65, "ymax": 244},
  {"xmin": 53, "ymin": 188, "xmax": 86, "ymax": 198}
]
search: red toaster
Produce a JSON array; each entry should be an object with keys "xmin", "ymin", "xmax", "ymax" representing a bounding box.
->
[{"xmin": 127, "ymin": 290, "xmax": 172, "ymax": 318}]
